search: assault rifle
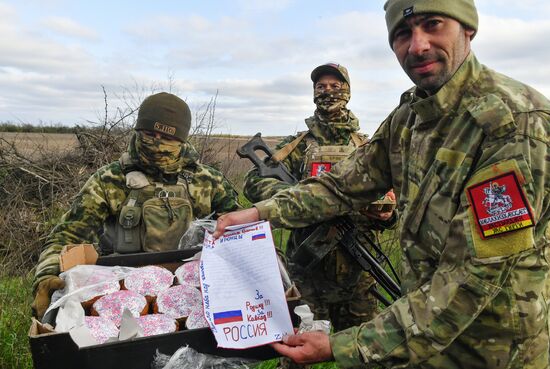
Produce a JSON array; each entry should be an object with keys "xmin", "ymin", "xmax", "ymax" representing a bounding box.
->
[{"xmin": 237, "ymin": 133, "xmax": 401, "ymax": 306}]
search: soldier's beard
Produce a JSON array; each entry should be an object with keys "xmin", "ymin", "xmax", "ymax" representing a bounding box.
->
[
  {"xmin": 314, "ymin": 89, "xmax": 350, "ymax": 122},
  {"xmin": 135, "ymin": 131, "xmax": 184, "ymax": 174}
]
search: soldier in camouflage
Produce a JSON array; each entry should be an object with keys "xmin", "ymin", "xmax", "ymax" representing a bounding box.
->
[
  {"xmin": 243, "ymin": 63, "xmax": 396, "ymax": 335},
  {"xmin": 31, "ymin": 92, "xmax": 241, "ymax": 319},
  {"xmin": 215, "ymin": 0, "xmax": 550, "ymax": 368}
]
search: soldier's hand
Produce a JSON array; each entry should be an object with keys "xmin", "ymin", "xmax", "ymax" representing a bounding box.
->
[
  {"xmin": 364, "ymin": 190, "xmax": 396, "ymax": 221},
  {"xmin": 271, "ymin": 331, "xmax": 333, "ymax": 365},
  {"xmin": 31, "ymin": 275, "xmax": 65, "ymax": 320},
  {"xmin": 213, "ymin": 207, "xmax": 260, "ymax": 239}
]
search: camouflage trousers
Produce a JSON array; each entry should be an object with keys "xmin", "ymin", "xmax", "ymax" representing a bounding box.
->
[
  {"xmin": 286, "ymin": 228, "xmax": 380, "ymax": 329},
  {"xmin": 277, "ymin": 232, "xmax": 379, "ymax": 369}
]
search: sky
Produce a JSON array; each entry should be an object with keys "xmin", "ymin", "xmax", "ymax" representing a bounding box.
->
[{"xmin": 0, "ymin": 0, "xmax": 548, "ymax": 136}]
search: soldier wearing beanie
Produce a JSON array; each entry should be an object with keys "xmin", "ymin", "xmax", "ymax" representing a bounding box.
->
[
  {"xmin": 243, "ymin": 64, "xmax": 397, "ymax": 369},
  {"xmin": 32, "ymin": 92, "xmax": 241, "ymax": 319},
  {"xmin": 214, "ymin": 0, "xmax": 550, "ymax": 368}
]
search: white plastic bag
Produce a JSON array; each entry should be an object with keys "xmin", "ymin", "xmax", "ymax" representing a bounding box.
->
[
  {"xmin": 152, "ymin": 346, "xmax": 257, "ymax": 369},
  {"xmin": 178, "ymin": 215, "xmax": 216, "ymax": 249}
]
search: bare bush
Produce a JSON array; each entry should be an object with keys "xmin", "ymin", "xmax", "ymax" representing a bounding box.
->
[
  {"xmin": 0, "ymin": 87, "xmax": 248, "ymax": 276},
  {"xmin": 0, "ymin": 88, "xmax": 135, "ymax": 275},
  {"xmin": 187, "ymin": 91, "xmax": 256, "ymax": 186}
]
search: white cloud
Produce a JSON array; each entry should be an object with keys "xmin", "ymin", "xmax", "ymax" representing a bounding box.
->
[
  {"xmin": 42, "ymin": 16, "xmax": 99, "ymax": 41},
  {"xmin": 0, "ymin": 8, "xmax": 122, "ymax": 124},
  {"xmin": 477, "ymin": 0, "xmax": 550, "ymax": 14},
  {"xmin": 0, "ymin": 10, "xmax": 96, "ymax": 74},
  {"xmin": 474, "ymin": 13, "xmax": 550, "ymax": 96},
  {"xmin": 0, "ymin": 2, "xmax": 15, "ymax": 18},
  {"xmin": 236, "ymin": 0, "xmax": 293, "ymax": 13},
  {"xmin": 0, "ymin": 1, "xmax": 547, "ymax": 137}
]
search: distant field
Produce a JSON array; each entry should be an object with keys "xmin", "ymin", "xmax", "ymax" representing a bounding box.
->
[
  {"xmin": 0, "ymin": 132, "xmax": 283, "ymax": 183},
  {"xmin": 0, "ymin": 132, "xmax": 80, "ymax": 159}
]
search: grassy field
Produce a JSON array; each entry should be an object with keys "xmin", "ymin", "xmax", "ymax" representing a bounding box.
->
[{"xmin": 0, "ymin": 274, "xmax": 34, "ymax": 369}]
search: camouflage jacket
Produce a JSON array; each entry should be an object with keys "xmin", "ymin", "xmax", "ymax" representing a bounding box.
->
[
  {"xmin": 255, "ymin": 54, "xmax": 550, "ymax": 368},
  {"xmin": 33, "ymin": 147, "xmax": 240, "ymax": 293}
]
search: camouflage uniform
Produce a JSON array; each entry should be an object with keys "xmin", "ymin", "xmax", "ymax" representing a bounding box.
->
[
  {"xmin": 245, "ymin": 110, "xmax": 395, "ymax": 332},
  {"xmin": 33, "ymin": 133, "xmax": 240, "ymax": 293},
  {"xmin": 255, "ymin": 54, "xmax": 550, "ymax": 368}
]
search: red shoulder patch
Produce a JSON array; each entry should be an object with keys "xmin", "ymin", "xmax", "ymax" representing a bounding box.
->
[
  {"xmin": 311, "ymin": 162, "xmax": 332, "ymax": 177},
  {"xmin": 467, "ymin": 171, "xmax": 534, "ymax": 239}
]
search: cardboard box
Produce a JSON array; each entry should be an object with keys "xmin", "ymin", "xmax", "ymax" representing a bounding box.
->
[
  {"xmin": 29, "ymin": 248, "xmax": 301, "ymax": 369},
  {"xmin": 59, "ymin": 244, "xmax": 98, "ymax": 272}
]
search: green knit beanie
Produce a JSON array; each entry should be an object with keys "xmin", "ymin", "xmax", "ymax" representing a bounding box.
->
[
  {"xmin": 384, "ymin": 0, "xmax": 478, "ymax": 46},
  {"xmin": 135, "ymin": 92, "xmax": 192, "ymax": 142}
]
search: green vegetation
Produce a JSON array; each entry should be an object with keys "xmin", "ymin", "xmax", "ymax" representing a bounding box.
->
[
  {"xmin": 256, "ymin": 358, "xmax": 338, "ymax": 368},
  {"xmin": 0, "ymin": 122, "xmax": 76, "ymax": 133},
  {"xmin": 0, "ymin": 274, "xmax": 34, "ymax": 369}
]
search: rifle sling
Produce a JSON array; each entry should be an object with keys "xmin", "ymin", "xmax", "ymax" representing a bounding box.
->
[{"xmin": 271, "ymin": 132, "xmax": 308, "ymax": 163}]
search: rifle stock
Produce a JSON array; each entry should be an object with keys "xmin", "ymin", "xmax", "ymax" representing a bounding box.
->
[{"xmin": 236, "ymin": 133, "xmax": 297, "ymax": 184}]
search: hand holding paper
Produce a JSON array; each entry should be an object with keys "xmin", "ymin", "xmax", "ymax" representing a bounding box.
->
[
  {"xmin": 212, "ymin": 208, "xmax": 260, "ymax": 239},
  {"xmin": 201, "ymin": 221, "xmax": 293, "ymax": 349}
]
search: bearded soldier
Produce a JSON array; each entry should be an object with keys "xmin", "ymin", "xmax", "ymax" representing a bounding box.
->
[
  {"xmin": 244, "ymin": 63, "xmax": 396, "ymax": 344},
  {"xmin": 215, "ymin": 0, "xmax": 550, "ymax": 367},
  {"xmin": 32, "ymin": 92, "xmax": 241, "ymax": 319}
]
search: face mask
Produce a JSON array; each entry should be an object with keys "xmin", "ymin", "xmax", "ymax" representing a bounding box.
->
[
  {"xmin": 135, "ymin": 131, "xmax": 183, "ymax": 173},
  {"xmin": 313, "ymin": 83, "xmax": 351, "ymax": 121}
]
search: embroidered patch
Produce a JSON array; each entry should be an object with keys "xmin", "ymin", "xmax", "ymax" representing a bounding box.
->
[
  {"xmin": 467, "ymin": 171, "xmax": 534, "ymax": 239},
  {"xmin": 403, "ymin": 6, "xmax": 414, "ymax": 17},
  {"xmin": 311, "ymin": 162, "xmax": 331, "ymax": 177},
  {"xmin": 154, "ymin": 122, "xmax": 177, "ymax": 136}
]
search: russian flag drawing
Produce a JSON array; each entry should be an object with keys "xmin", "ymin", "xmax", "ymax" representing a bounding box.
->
[
  {"xmin": 213, "ymin": 310, "xmax": 243, "ymax": 325},
  {"xmin": 252, "ymin": 233, "xmax": 266, "ymax": 241}
]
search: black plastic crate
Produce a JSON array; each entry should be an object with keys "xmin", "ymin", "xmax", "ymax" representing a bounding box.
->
[{"xmin": 29, "ymin": 248, "xmax": 300, "ymax": 369}]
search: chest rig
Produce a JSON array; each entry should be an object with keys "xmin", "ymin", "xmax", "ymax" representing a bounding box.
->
[
  {"xmin": 301, "ymin": 132, "xmax": 363, "ymax": 179},
  {"xmin": 103, "ymin": 153, "xmax": 194, "ymax": 254}
]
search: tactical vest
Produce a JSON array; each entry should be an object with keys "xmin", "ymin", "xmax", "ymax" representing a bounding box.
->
[
  {"xmin": 302, "ymin": 133, "xmax": 363, "ymax": 178},
  {"xmin": 272, "ymin": 131, "xmax": 366, "ymax": 271},
  {"xmin": 100, "ymin": 153, "xmax": 194, "ymax": 254},
  {"xmin": 273, "ymin": 131, "xmax": 364, "ymax": 180}
]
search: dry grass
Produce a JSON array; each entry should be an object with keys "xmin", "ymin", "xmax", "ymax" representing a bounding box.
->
[
  {"xmin": 0, "ymin": 132, "xmax": 80, "ymax": 160},
  {"xmin": 189, "ymin": 135, "xmax": 282, "ymax": 185}
]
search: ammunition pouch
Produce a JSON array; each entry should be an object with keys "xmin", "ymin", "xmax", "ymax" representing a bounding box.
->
[
  {"xmin": 116, "ymin": 202, "xmax": 143, "ymax": 253},
  {"xmin": 141, "ymin": 194, "xmax": 192, "ymax": 252}
]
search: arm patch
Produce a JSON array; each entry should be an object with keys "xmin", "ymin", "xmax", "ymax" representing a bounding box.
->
[{"xmin": 465, "ymin": 160, "xmax": 535, "ymax": 258}]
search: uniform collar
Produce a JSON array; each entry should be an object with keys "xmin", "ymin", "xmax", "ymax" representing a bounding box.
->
[
  {"xmin": 409, "ymin": 53, "xmax": 482, "ymax": 124},
  {"xmin": 305, "ymin": 111, "xmax": 359, "ymax": 145}
]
